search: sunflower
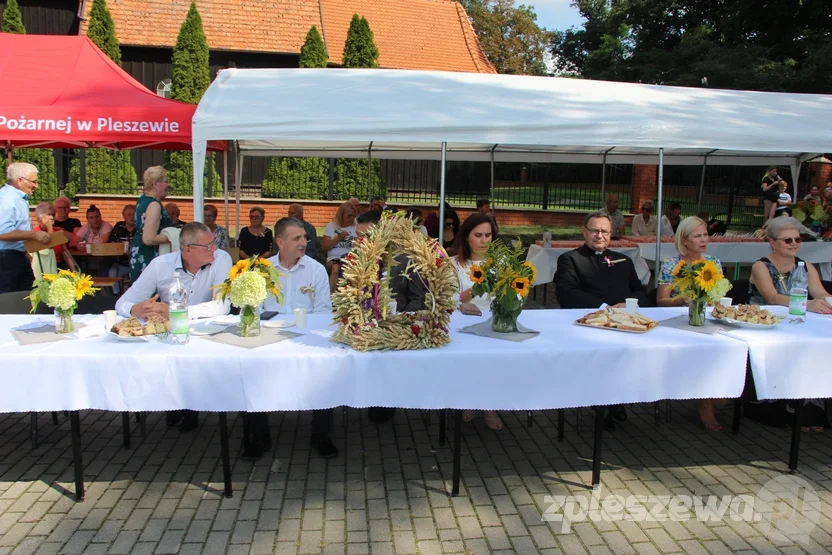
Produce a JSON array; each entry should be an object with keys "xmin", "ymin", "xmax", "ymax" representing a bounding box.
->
[
  {"xmin": 671, "ymin": 259, "xmax": 686, "ymax": 278},
  {"xmin": 42, "ymin": 273, "xmax": 58, "ymax": 282},
  {"xmin": 469, "ymin": 264, "xmax": 485, "ymax": 285},
  {"xmin": 523, "ymin": 261, "xmax": 537, "ymax": 284},
  {"xmin": 58, "ymin": 269, "xmax": 76, "ymax": 279},
  {"xmin": 75, "ymin": 274, "xmax": 96, "ymax": 300},
  {"xmin": 255, "ymin": 257, "xmax": 271, "ymax": 267},
  {"xmin": 512, "ymin": 277, "xmax": 530, "ymax": 297},
  {"xmin": 695, "ymin": 260, "xmax": 721, "ymax": 292},
  {"xmin": 228, "ymin": 259, "xmax": 250, "ymax": 280}
]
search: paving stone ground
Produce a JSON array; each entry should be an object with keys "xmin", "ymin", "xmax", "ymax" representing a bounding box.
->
[{"xmin": 1, "ymin": 400, "xmax": 831, "ymax": 555}]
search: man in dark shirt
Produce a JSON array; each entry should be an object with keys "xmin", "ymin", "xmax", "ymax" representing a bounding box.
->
[
  {"xmin": 554, "ymin": 211, "xmax": 648, "ymax": 430},
  {"xmin": 53, "ymin": 196, "xmax": 82, "ymax": 248}
]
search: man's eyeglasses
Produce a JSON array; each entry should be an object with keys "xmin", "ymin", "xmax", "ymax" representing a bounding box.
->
[
  {"xmin": 777, "ymin": 237, "xmax": 801, "ymax": 245},
  {"xmin": 187, "ymin": 243, "xmax": 217, "ymax": 250},
  {"xmin": 20, "ymin": 177, "xmax": 38, "ymax": 185},
  {"xmin": 585, "ymin": 228, "xmax": 611, "ymax": 236}
]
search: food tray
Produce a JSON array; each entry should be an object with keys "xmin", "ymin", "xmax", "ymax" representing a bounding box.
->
[{"xmin": 574, "ymin": 321, "xmax": 654, "ymax": 334}]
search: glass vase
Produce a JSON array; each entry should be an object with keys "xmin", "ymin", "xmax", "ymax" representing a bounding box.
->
[
  {"xmin": 54, "ymin": 308, "xmax": 75, "ymax": 334},
  {"xmin": 239, "ymin": 305, "xmax": 261, "ymax": 337},
  {"xmin": 491, "ymin": 299, "xmax": 520, "ymax": 333},
  {"xmin": 688, "ymin": 298, "xmax": 706, "ymax": 327}
]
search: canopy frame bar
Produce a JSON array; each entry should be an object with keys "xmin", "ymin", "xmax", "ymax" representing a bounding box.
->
[
  {"xmin": 490, "ymin": 144, "xmax": 498, "ymax": 209},
  {"xmin": 654, "ymin": 148, "xmax": 665, "ymax": 289}
]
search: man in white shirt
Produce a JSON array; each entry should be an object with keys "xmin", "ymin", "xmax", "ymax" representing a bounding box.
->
[
  {"xmin": 116, "ymin": 222, "xmax": 232, "ymax": 320},
  {"xmin": 246, "ymin": 217, "xmax": 336, "ymax": 460},
  {"xmin": 599, "ymin": 194, "xmax": 626, "ymax": 240},
  {"xmin": 115, "ymin": 222, "xmax": 232, "ymax": 432}
]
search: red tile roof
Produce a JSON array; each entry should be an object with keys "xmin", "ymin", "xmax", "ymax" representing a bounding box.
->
[{"xmin": 80, "ymin": 0, "xmax": 496, "ymax": 74}]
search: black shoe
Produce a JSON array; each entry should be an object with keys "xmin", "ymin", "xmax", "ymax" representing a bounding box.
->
[
  {"xmin": 612, "ymin": 405, "xmax": 627, "ymax": 422},
  {"xmin": 241, "ymin": 437, "xmax": 272, "ymax": 460},
  {"xmin": 180, "ymin": 411, "xmax": 199, "ymax": 432},
  {"xmin": 166, "ymin": 410, "xmax": 185, "ymax": 427},
  {"xmin": 311, "ymin": 434, "xmax": 338, "ymax": 458}
]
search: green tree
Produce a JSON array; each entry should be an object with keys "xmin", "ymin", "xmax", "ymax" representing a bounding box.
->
[
  {"xmin": 68, "ymin": 0, "xmax": 137, "ymax": 198},
  {"xmin": 459, "ymin": 0, "xmax": 554, "ymax": 75},
  {"xmin": 0, "ymin": 149, "xmax": 59, "ymax": 206},
  {"xmin": 1, "ymin": 0, "xmax": 25, "ymax": 34},
  {"xmin": 300, "ymin": 25, "xmax": 328, "ymax": 68},
  {"xmin": 165, "ymin": 1, "xmax": 219, "ymax": 195},
  {"xmin": 86, "ymin": 0, "xmax": 120, "ymax": 65},
  {"xmin": 342, "ymin": 15, "xmax": 379, "ymax": 68}
]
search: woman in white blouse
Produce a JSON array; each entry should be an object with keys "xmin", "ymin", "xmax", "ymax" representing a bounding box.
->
[
  {"xmin": 631, "ymin": 200, "xmax": 657, "ymax": 236},
  {"xmin": 450, "ymin": 213, "xmax": 504, "ymax": 431}
]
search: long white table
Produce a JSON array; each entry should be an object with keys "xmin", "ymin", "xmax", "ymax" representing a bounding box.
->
[{"xmin": 2, "ymin": 309, "xmax": 750, "ymax": 498}]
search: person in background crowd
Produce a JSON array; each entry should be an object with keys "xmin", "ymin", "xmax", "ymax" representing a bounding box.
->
[
  {"xmin": 371, "ymin": 195, "xmax": 389, "ymax": 213},
  {"xmin": 107, "ymin": 204, "xmax": 136, "ymax": 294},
  {"xmin": 240, "ymin": 217, "xmax": 336, "ymax": 459},
  {"xmin": 450, "ymin": 213, "xmax": 503, "ymax": 431},
  {"xmin": 52, "ymin": 195, "xmax": 82, "ymax": 249},
  {"xmin": 165, "ymin": 203, "xmax": 186, "ymax": 229},
  {"xmin": 773, "ymin": 181, "xmax": 793, "ymax": 218},
  {"xmin": 203, "ymin": 204, "xmax": 229, "ymax": 248},
  {"xmin": 74, "ymin": 205, "xmax": 113, "ymax": 246},
  {"xmin": 348, "ymin": 197, "xmax": 361, "ymax": 213},
  {"xmin": 117, "ymin": 222, "xmax": 232, "ymax": 433},
  {"xmin": 285, "ymin": 203, "xmax": 318, "ymax": 260},
  {"xmin": 660, "ymin": 202, "xmax": 682, "ymax": 236},
  {"xmin": 130, "ymin": 166, "xmax": 172, "ymax": 283},
  {"xmin": 322, "ymin": 201, "xmax": 357, "ymax": 293},
  {"xmin": 442, "ymin": 209, "xmax": 460, "ymax": 252},
  {"xmin": 599, "ymin": 194, "xmax": 625, "ymax": 240},
  {"xmin": 477, "ymin": 198, "xmax": 499, "ymax": 232},
  {"xmin": 631, "ymin": 200, "xmax": 657, "ymax": 236},
  {"xmin": 32, "ymin": 201, "xmax": 76, "ymax": 279},
  {"xmin": 405, "ymin": 208, "xmax": 428, "ymax": 235},
  {"xmin": 761, "ymin": 166, "xmax": 786, "ymax": 223},
  {"xmin": 237, "ymin": 206, "xmax": 273, "ymax": 259},
  {"xmin": 0, "ymin": 163, "xmax": 50, "ymax": 293},
  {"xmin": 697, "ymin": 211, "xmax": 727, "ymax": 236},
  {"xmin": 554, "ymin": 211, "xmax": 648, "ymax": 431},
  {"xmin": 424, "ymin": 201, "xmax": 452, "ymax": 239},
  {"xmin": 804, "ymin": 185, "xmax": 824, "ymax": 205}
]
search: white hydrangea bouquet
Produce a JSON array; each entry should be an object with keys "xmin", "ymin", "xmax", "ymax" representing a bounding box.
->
[
  {"xmin": 215, "ymin": 256, "xmax": 283, "ymax": 337},
  {"xmin": 29, "ymin": 270, "xmax": 98, "ymax": 334}
]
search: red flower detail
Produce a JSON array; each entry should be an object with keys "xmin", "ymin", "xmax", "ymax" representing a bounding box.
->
[
  {"xmin": 346, "ymin": 253, "xmax": 355, "ymax": 262},
  {"xmin": 435, "ymin": 258, "xmax": 443, "ymax": 267},
  {"xmin": 411, "ymin": 325, "xmax": 421, "ymax": 336},
  {"xmin": 341, "ymin": 317, "xmax": 348, "ymax": 325}
]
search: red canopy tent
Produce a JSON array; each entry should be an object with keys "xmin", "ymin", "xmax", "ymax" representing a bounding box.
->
[{"xmin": 0, "ymin": 34, "xmax": 223, "ymax": 151}]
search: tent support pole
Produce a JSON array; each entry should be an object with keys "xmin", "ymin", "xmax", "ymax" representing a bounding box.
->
[
  {"xmin": 439, "ymin": 142, "xmax": 447, "ymax": 246},
  {"xmin": 235, "ymin": 149, "xmax": 243, "ymax": 241},
  {"xmin": 696, "ymin": 153, "xmax": 709, "ymax": 214},
  {"xmin": 223, "ymin": 150, "xmax": 229, "ymax": 232},
  {"xmin": 5, "ymin": 144, "xmax": 11, "ymax": 165},
  {"xmin": 654, "ymin": 148, "xmax": 664, "ymax": 289},
  {"xmin": 600, "ymin": 153, "xmax": 607, "ymax": 203},
  {"xmin": 490, "ymin": 145, "xmax": 498, "ymax": 207},
  {"xmin": 367, "ymin": 142, "xmax": 373, "ymax": 203}
]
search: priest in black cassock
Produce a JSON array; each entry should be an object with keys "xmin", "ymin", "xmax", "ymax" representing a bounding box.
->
[
  {"xmin": 554, "ymin": 211, "xmax": 649, "ymax": 430},
  {"xmin": 554, "ymin": 212, "xmax": 648, "ymax": 310}
]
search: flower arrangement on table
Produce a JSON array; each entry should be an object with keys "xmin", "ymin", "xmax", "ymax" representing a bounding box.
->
[
  {"xmin": 28, "ymin": 270, "xmax": 98, "ymax": 334},
  {"xmin": 214, "ymin": 256, "xmax": 283, "ymax": 337},
  {"xmin": 793, "ymin": 200, "xmax": 830, "ymax": 234},
  {"xmin": 332, "ymin": 212, "xmax": 458, "ymax": 351},
  {"xmin": 670, "ymin": 258, "xmax": 732, "ymax": 326},
  {"xmin": 469, "ymin": 240, "xmax": 536, "ymax": 332}
]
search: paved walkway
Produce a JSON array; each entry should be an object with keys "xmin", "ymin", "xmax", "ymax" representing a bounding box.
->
[{"xmin": 0, "ymin": 401, "xmax": 831, "ymax": 554}]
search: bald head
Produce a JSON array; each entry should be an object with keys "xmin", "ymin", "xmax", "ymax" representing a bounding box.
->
[{"xmin": 287, "ymin": 204, "xmax": 304, "ymax": 220}]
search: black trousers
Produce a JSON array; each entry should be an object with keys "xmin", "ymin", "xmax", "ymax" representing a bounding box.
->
[
  {"xmin": 245, "ymin": 408, "xmax": 333, "ymax": 444},
  {"xmin": 0, "ymin": 250, "xmax": 34, "ymax": 294}
]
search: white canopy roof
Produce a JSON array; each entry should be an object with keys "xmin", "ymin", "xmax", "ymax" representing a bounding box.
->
[{"xmin": 190, "ymin": 67, "xmax": 832, "ymax": 216}]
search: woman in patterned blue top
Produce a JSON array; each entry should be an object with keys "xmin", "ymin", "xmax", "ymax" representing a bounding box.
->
[{"xmin": 656, "ymin": 216, "xmax": 725, "ymax": 432}]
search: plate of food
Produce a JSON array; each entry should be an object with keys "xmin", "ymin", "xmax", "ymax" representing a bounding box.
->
[
  {"xmin": 708, "ymin": 304, "xmax": 781, "ymax": 328},
  {"xmin": 108, "ymin": 315, "xmax": 170, "ymax": 341},
  {"xmin": 575, "ymin": 307, "xmax": 659, "ymax": 333}
]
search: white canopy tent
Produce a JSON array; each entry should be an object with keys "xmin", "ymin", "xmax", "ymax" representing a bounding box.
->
[{"xmin": 191, "ymin": 68, "xmax": 832, "ymax": 283}]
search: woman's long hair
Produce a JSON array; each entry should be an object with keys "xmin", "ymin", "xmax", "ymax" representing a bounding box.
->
[{"xmin": 453, "ymin": 213, "xmax": 497, "ymax": 262}]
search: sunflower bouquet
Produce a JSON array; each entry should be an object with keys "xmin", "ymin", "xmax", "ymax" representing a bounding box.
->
[
  {"xmin": 215, "ymin": 256, "xmax": 283, "ymax": 337},
  {"xmin": 29, "ymin": 269, "xmax": 98, "ymax": 334},
  {"xmin": 469, "ymin": 240, "xmax": 537, "ymax": 332},
  {"xmin": 670, "ymin": 258, "xmax": 732, "ymax": 326},
  {"xmin": 793, "ymin": 199, "xmax": 828, "ymax": 233}
]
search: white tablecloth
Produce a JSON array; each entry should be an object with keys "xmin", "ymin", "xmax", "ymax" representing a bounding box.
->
[
  {"xmin": 715, "ymin": 309, "xmax": 832, "ymax": 400},
  {"xmin": 637, "ymin": 242, "xmax": 832, "ymax": 280},
  {"xmin": 526, "ymin": 245, "xmax": 651, "ymax": 286},
  {"xmin": 0, "ymin": 309, "xmax": 748, "ymax": 413}
]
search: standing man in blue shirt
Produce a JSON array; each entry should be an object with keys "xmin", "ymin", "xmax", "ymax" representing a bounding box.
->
[{"xmin": 0, "ymin": 163, "xmax": 50, "ymax": 293}]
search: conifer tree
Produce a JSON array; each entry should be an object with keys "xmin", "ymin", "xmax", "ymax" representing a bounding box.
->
[{"xmin": 1, "ymin": 0, "xmax": 25, "ymax": 34}]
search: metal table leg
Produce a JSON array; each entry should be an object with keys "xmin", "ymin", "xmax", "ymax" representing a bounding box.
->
[
  {"xmin": 438, "ymin": 409, "xmax": 447, "ymax": 446},
  {"xmin": 70, "ymin": 412, "xmax": 84, "ymax": 502},
  {"xmin": 30, "ymin": 413, "xmax": 38, "ymax": 450},
  {"xmin": 557, "ymin": 409, "xmax": 565, "ymax": 441},
  {"xmin": 218, "ymin": 413, "xmax": 233, "ymax": 498},
  {"xmin": 732, "ymin": 397, "xmax": 743, "ymax": 434},
  {"xmin": 789, "ymin": 400, "xmax": 804, "ymax": 471},
  {"xmin": 591, "ymin": 407, "xmax": 604, "ymax": 488},
  {"xmin": 451, "ymin": 409, "xmax": 462, "ymax": 496}
]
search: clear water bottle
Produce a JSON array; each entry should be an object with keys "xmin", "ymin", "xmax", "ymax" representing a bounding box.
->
[
  {"xmin": 788, "ymin": 261, "xmax": 808, "ymax": 323},
  {"xmin": 169, "ymin": 271, "xmax": 190, "ymax": 344}
]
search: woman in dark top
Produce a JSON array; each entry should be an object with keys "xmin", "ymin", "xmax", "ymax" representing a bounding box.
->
[
  {"xmin": 442, "ymin": 209, "xmax": 460, "ymax": 253},
  {"xmin": 238, "ymin": 206, "xmax": 273, "ymax": 259},
  {"xmin": 761, "ymin": 166, "xmax": 785, "ymax": 223}
]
